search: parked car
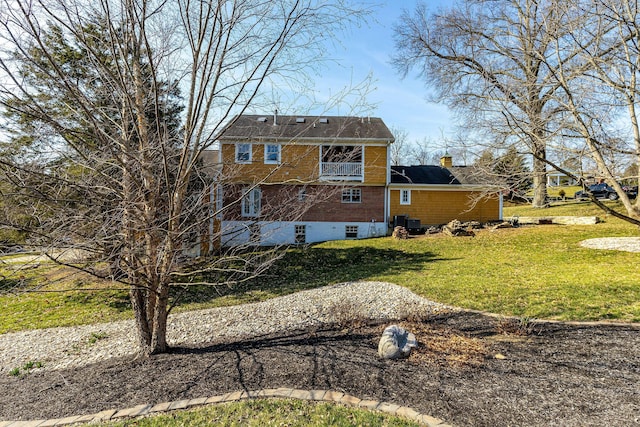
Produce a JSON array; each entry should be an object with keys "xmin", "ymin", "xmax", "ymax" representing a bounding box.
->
[{"xmin": 574, "ymin": 183, "xmax": 638, "ymax": 200}]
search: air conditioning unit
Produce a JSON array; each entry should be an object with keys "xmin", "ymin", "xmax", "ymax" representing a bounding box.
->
[
  {"xmin": 393, "ymin": 215, "xmax": 408, "ymax": 228},
  {"xmin": 406, "ymin": 219, "xmax": 421, "ymax": 234}
]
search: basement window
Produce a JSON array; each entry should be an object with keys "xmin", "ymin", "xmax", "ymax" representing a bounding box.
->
[
  {"xmin": 345, "ymin": 225, "xmax": 358, "ymax": 239},
  {"xmin": 295, "ymin": 225, "xmax": 306, "ymax": 244}
]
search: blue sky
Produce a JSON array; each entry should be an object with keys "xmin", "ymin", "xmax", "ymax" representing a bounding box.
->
[{"xmin": 316, "ymin": 1, "xmax": 454, "ymax": 145}]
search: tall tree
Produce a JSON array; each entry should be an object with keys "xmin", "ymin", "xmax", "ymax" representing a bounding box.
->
[
  {"xmin": 547, "ymin": 0, "xmax": 640, "ymax": 220},
  {"xmin": 392, "ymin": 0, "xmax": 572, "ymax": 208},
  {"xmin": 0, "ymin": 0, "xmax": 368, "ymax": 355},
  {"xmin": 1, "ymin": 19, "xmax": 184, "ymax": 273}
]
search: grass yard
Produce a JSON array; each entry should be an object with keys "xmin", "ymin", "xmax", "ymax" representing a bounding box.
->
[
  {"xmin": 1, "ymin": 200, "xmax": 639, "ymax": 335},
  {"xmin": 100, "ymin": 399, "xmax": 420, "ymax": 427}
]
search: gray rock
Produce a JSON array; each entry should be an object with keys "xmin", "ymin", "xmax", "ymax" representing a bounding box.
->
[{"xmin": 378, "ymin": 325, "xmax": 418, "ymax": 359}]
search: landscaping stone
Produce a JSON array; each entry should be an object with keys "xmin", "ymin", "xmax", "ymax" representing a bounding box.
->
[
  {"xmin": 378, "ymin": 325, "xmax": 418, "ymax": 359},
  {"xmin": 491, "ymin": 221, "xmax": 513, "ymax": 230},
  {"xmin": 392, "ymin": 226, "xmax": 408, "ymax": 239},
  {"xmin": 442, "ymin": 219, "xmax": 475, "ymax": 237}
]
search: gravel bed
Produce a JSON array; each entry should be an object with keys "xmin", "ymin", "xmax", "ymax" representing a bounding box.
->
[
  {"xmin": 0, "ymin": 281, "xmax": 452, "ymax": 373},
  {"xmin": 579, "ymin": 236, "xmax": 640, "ymax": 252}
]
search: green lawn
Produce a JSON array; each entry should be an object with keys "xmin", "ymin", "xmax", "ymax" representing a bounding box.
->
[
  {"xmin": 2, "ymin": 201, "xmax": 639, "ymax": 425},
  {"xmin": 100, "ymin": 399, "xmax": 420, "ymax": 427},
  {"xmin": 1, "ymin": 200, "xmax": 639, "ymax": 335}
]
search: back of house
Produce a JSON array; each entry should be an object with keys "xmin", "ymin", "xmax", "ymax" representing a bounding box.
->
[{"xmin": 214, "ymin": 114, "xmax": 394, "ymax": 246}]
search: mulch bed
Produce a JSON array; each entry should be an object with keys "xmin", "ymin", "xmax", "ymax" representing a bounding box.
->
[{"xmin": 1, "ymin": 311, "xmax": 639, "ymax": 426}]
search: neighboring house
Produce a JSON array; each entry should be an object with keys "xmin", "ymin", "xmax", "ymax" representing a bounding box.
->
[
  {"xmin": 214, "ymin": 114, "xmax": 393, "ymax": 246},
  {"xmin": 389, "ymin": 156, "xmax": 503, "ymax": 230},
  {"xmin": 547, "ymin": 171, "xmax": 578, "ymax": 187},
  {"xmin": 207, "ymin": 114, "xmax": 502, "ymax": 248}
]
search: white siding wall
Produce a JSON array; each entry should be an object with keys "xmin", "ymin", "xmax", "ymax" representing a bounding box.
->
[{"xmin": 220, "ymin": 221, "xmax": 388, "ymax": 246}]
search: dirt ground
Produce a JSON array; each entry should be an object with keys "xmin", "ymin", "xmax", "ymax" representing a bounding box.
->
[{"xmin": 1, "ymin": 311, "xmax": 639, "ymax": 427}]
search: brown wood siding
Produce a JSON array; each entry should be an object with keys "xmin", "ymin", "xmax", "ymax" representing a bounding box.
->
[
  {"xmin": 221, "ymin": 142, "xmax": 387, "ymax": 185},
  {"xmin": 389, "ymin": 189, "xmax": 500, "ymax": 225},
  {"xmin": 363, "ymin": 145, "xmax": 388, "ymax": 185},
  {"xmin": 221, "ymin": 143, "xmax": 319, "ymax": 183}
]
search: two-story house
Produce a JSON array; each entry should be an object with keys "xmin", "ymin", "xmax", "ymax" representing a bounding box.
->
[
  {"xmin": 214, "ymin": 114, "xmax": 394, "ymax": 246},
  {"xmin": 206, "ymin": 113, "xmax": 502, "ymax": 249}
]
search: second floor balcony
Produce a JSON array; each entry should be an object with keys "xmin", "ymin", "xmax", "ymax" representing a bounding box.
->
[{"xmin": 320, "ymin": 162, "xmax": 363, "ymax": 181}]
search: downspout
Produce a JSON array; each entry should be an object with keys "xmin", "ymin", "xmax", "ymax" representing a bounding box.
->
[
  {"xmin": 209, "ymin": 183, "xmax": 215, "ymax": 253},
  {"xmin": 385, "ymin": 139, "xmax": 391, "ymax": 234}
]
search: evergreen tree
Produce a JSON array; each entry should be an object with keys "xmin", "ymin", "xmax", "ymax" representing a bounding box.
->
[{"xmin": 494, "ymin": 146, "xmax": 531, "ymax": 196}]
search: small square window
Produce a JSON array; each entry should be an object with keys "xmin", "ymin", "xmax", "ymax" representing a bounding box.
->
[
  {"xmin": 298, "ymin": 188, "xmax": 307, "ymax": 201},
  {"xmin": 341, "ymin": 188, "xmax": 361, "ymax": 203},
  {"xmin": 400, "ymin": 189, "xmax": 411, "ymax": 205},
  {"xmin": 345, "ymin": 225, "xmax": 358, "ymax": 239},
  {"xmin": 236, "ymin": 143, "xmax": 251, "ymax": 163},
  {"xmin": 264, "ymin": 144, "xmax": 280, "ymax": 164},
  {"xmin": 295, "ymin": 225, "xmax": 306, "ymax": 244}
]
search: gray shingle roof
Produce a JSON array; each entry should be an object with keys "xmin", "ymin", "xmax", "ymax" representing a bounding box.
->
[{"xmin": 217, "ymin": 115, "xmax": 395, "ymax": 141}]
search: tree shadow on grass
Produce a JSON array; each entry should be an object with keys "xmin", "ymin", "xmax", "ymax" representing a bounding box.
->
[
  {"xmin": 172, "ymin": 245, "xmax": 448, "ymax": 308},
  {"xmin": 62, "ymin": 289, "xmax": 131, "ymax": 313}
]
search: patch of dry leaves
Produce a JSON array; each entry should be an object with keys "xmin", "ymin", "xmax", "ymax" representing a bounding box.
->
[{"xmin": 399, "ymin": 321, "xmax": 491, "ymax": 368}]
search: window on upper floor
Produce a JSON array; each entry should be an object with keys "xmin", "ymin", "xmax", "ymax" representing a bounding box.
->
[
  {"xmin": 264, "ymin": 143, "xmax": 281, "ymax": 164},
  {"xmin": 341, "ymin": 188, "xmax": 361, "ymax": 203},
  {"xmin": 236, "ymin": 143, "xmax": 252, "ymax": 163}
]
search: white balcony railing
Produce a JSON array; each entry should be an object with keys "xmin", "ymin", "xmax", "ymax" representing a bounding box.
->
[{"xmin": 320, "ymin": 162, "xmax": 363, "ymax": 181}]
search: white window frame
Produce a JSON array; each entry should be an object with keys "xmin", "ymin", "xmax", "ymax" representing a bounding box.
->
[
  {"xmin": 215, "ymin": 184, "xmax": 224, "ymax": 213},
  {"xmin": 236, "ymin": 143, "xmax": 252, "ymax": 164},
  {"xmin": 400, "ymin": 189, "xmax": 411, "ymax": 205},
  {"xmin": 294, "ymin": 224, "xmax": 306, "ymax": 244},
  {"xmin": 298, "ymin": 188, "xmax": 307, "ymax": 201},
  {"xmin": 345, "ymin": 225, "xmax": 359, "ymax": 239},
  {"xmin": 241, "ymin": 187, "xmax": 261, "ymax": 217},
  {"xmin": 264, "ymin": 143, "xmax": 281, "ymax": 164},
  {"xmin": 341, "ymin": 188, "xmax": 361, "ymax": 203}
]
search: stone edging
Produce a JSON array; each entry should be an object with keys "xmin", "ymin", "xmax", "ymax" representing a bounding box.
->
[{"xmin": 0, "ymin": 388, "xmax": 452, "ymax": 427}]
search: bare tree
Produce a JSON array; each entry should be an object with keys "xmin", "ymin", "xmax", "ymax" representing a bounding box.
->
[
  {"xmin": 389, "ymin": 126, "xmax": 410, "ymax": 166},
  {"xmin": 408, "ymin": 136, "xmax": 434, "ymax": 165},
  {"xmin": 0, "ymin": 0, "xmax": 368, "ymax": 355},
  {"xmin": 392, "ymin": 0, "xmax": 578, "ymax": 208},
  {"xmin": 546, "ymin": 0, "xmax": 640, "ymax": 221}
]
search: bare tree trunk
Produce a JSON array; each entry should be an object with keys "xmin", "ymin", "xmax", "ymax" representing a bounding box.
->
[{"xmin": 0, "ymin": 0, "xmax": 371, "ymax": 356}]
